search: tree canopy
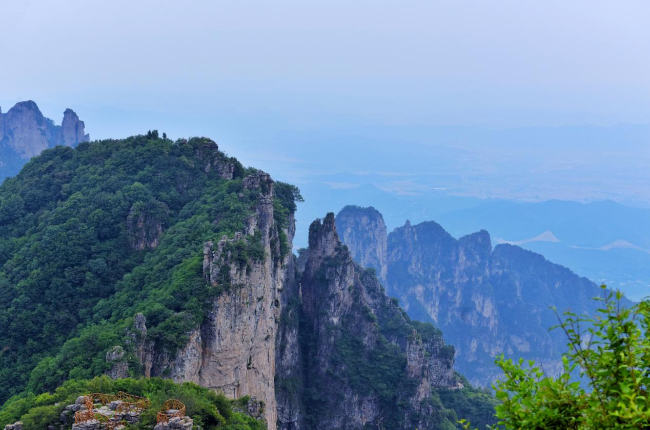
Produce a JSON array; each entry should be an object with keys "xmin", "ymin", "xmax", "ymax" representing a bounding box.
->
[{"xmin": 462, "ymin": 286, "xmax": 647, "ymax": 429}]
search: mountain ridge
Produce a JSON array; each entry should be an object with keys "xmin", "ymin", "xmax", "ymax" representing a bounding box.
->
[
  {"xmin": 335, "ymin": 205, "xmax": 631, "ymax": 387},
  {"xmin": 0, "ymin": 100, "xmax": 88, "ymax": 180},
  {"xmin": 0, "ymin": 134, "xmax": 497, "ymax": 429}
]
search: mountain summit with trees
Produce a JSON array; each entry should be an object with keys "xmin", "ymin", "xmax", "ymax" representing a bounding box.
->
[{"xmin": 0, "ymin": 133, "xmax": 496, "ymax": 429}]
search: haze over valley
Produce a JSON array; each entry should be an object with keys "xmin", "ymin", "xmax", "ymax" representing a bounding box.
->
[{"xmin": 1, "ymin": 1, "xmax": 649, "ymax": 429}]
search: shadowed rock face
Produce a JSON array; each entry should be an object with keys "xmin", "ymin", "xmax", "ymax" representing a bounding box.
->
[
  {"xmin": 276, "ymin": 213, "xmax": 462, "ymax": 430},
  {"xmin": 335, "ymin": 205, "xmax": 388, "ymax": 282},
  {"xmin": 336, "ymin": 206, "xmax": 631, "ymax": 387},
  {"xmin": 0, "ymin": 101, "xmax": 89, "ymax": 178}
]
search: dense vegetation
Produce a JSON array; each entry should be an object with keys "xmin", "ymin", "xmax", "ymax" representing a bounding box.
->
[
  {"xmin": 0, "ymin": 376, "xmax": 264, "ymax": 429},
  {"xmin": 438, "ymin": 376, "xmax": 499, "ymax": 430},
  {"xmin": 463, "ymin": 287, "xmax": 644, "ymax": 429},
  {"xmin": 0, "ymin": 132, "xmax": 300, "ymax": 404}
]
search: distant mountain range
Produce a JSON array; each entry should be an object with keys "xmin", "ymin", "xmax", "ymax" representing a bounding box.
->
[
  {"xmin": 435, "ymin": 199, "xmax": 650, "ymax": 300},
  {"xmin": 0, "ymin": 100, "xmax": 88, "ymax": 180},
  {"xmin": 291, "ymin": 181, "xmax": 650, "ymax": 300},
  {"xmin": 335, "ymin": 205, "xmax": 632, "ymax": 387},
  {"xmin": 3, "ymin": 100, "xmax": 648, "ymax": 301}
]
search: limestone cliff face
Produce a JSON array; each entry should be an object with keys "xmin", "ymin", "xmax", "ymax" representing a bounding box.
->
[
  {"xmin": 137, "ymin": 171, "xmax": 292, "ymax": 430},
  {"xmin": 126, "ymin": 201, "xmax": 169, "ymax": 250},
  {"xmin": 336, "ymin": 207, "xmax": 630, "ymax": 387},
  {"xmin": 335, "ymin": 205, "xmax": 388, "ymax": 282},
  {"xmin": 127, "ymin": 197, "xmax": 474, "ymax": 429},
  {"xmin": 2, "ymin": 101, "xmax": 52, "ymax": 158},
  {"xmin": 0, "ymin": 101, "xmax": 89, "ymax": 159},
  {"xmin": 275, "ymin": 213, "xmax": 461, "ymax": 430},
  {"xmin": 61, "ymin": 108, "xmax": 89, "ymax": 147}
]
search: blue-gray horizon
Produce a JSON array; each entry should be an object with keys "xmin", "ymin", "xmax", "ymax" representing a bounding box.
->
[{"xmin": 2, "ymin": 0, "xmax": 649, "ymax": 136}]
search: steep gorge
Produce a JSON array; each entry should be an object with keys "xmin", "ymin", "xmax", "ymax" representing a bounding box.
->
[{"xmin": 0, "ymin": 135, "xmax": 497, "ymax": 429}]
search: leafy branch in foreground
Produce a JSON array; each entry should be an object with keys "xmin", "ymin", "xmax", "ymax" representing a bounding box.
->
[{"xmin": 461, "ymin": 285, "xmax": 648, "ymax": 429}]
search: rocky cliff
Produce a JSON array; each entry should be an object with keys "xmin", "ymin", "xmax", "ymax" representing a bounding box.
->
[
  {"xmin": 275, "ymin": 213, "xmax": 475, "ymax": 430},
  {"xmin": 132, "ymin": 171, "xmax": 292, "ymax": 429},
  {"xmin": 0, "ymin": 100, "xmax": 88, "ymax": 180},
  {"xmin": 131, "ymin": 205, "xmax": 486, "ymax": 429},
  {"xmin": 336, "ymin": 207, "xmax": 631, "ymax": 387},
  {"xmin": 0, "ymin": 134, "xmax": 497, "ymax": 429},
  {"xmin": 335, "ymin": 205, "xmax": 388, "ymax": 282}
]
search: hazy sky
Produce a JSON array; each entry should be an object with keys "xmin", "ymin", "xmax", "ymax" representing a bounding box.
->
[{"xmin": 2, "ymin": 0, "xmax": 649, "ymax": 138}]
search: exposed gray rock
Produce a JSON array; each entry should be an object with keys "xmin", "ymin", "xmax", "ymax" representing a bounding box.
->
[
  {"xmin": 134, "ymin": 313, "xmax": 147, "ymax": 334},
  {"xmin": 214, "ymin": 158, "xmax": 236, "ymax": 179},
  {"xmin": 233, "ymin": 396, "xmax": 266, "ymax": 422},
  {"xmin": 154, "ymin": 416, "xmax": 193, "ymax": 430},
  {"xmin": 126, "ymin": 201, "xmax": 168, "ymax": 250},
  {"xmin": 61, "ymin": 108, "xmax": 89, "ymax": 146},
  {"xmin": 336, "ymin": 205, "xmax": 388, "ymax": 281},
  {"xmin": 276, "ymin": 212, "xmax": 461, "ymax": 430},
  {"xmin": 136, "ymin": 170, "xmax": 292, "ymax": 430},
  {"xmin": 105, "ymin": 345, "xmax": 128, "ymax": 379},
  {"xmin": 0, "ymin": 100, "xmax": 88, "ymax": 159}
]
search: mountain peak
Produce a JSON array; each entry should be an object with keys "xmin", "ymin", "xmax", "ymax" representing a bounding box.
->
[
  {"xmin": 0, "ymin": 100, "xmax": 89, "ymax": 162},
  {"xmin": 336, "ymin": 205, "xmax": 388, "ymax": 280},
  {"xmin": 308, "ymin": 212, "xmax": 341, "ymax": 260}
]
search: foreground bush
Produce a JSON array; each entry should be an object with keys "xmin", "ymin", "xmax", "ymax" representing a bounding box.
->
[
  {"xmin": 463, "ymin": 286, "xmax": 646, "ymax": 429},
  {"xmin": 0, "ymin": 376, "xmax": 265, "ymax": 430}
]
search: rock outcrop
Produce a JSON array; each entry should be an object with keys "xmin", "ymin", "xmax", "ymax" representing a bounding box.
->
[
  {"xmin": 0, "ymin": 100, "xmax": 89, "ymax": 158},
  {"xmin": 0, "ymin": 101, "xmax": 89, "ymax": 181},
  {"xmin": 335, "ymin": 205, "xmax": 388, "ymax": 282},
  {"xmin": 126, "ymin": 201, "xmax": 169, "ymax": 250},
  {"xmin": 105, "ymin": 346, "xmax": 129, "ymax": 379},
  {"xmin": 61, "ymin": 108, "xmax": 89, "ymax": 147},
  {"xmin": 275, "ymin": 213, "xmax": 463, "ymax": 430},
  {"xmin": 336, "ymin": 206, "xmax": 632, "ymax": 387},
  {"xmin": 131, "ymin": 201, "xmax": 476, "ymax": 429}
]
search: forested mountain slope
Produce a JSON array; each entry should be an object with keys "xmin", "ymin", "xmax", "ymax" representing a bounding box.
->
[{"xmin": 0, "ymin": 134, "xmax": 496, "ymax": 429}]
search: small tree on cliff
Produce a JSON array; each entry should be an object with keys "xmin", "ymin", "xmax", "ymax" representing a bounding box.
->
[{"xmin": 462, "ymin": 286, "xmax": 650, "ymax": 429}]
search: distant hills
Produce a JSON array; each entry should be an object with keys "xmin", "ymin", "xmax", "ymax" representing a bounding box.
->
[
  {"xmin": 435, "ymin": 199, "xmax": 650, "ymax": 300},
  {"xmin": 0, "ymin": 100, "xmax": 88, "ymax": 180}
]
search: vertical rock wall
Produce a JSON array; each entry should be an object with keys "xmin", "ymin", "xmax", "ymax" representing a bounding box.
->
[
  {"xmin": 0, "ymin": 101, "xmax": 89, "ymax": 159},
  {"xmin": 335, "ymin": 206, "xmax": 388, "ymax": 282},
  {"xmin": 138, "ymin": 172, "xmax": 291, "ymax": 430}
]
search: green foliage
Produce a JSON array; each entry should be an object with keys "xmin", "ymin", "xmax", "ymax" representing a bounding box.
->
[
  {"xmin": 0, "ymin": 376, "xmax": 264, "ymax": 430},
  {"xmin": 273, "ymin": 182, "xmax": 302, "ymax": 262},
  {"xmin": 439, "ymin": 375, "xmax": 499, "ymax": 430},
  {"xmin": 0, "ymin": 135, "xmax": 301, "ymax": 404},
  {"xmin": 335, "ymin": 322, "xmax": 410, "ymax": 405},
  {"xmin": 462, "ymin": 286, "xmax": 647, "ymax": 429},
  {"xmin": 274, "ymin": 182, "xmax": 303, "ymax": 215}
]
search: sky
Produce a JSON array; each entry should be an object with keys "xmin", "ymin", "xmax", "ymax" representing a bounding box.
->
[{"xmin": 1, "ymin": 0, "xmax": 649, "ymax": 134}]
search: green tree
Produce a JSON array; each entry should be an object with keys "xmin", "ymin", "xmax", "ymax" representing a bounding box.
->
[{"xmin": 462, "ymin": 286, "xmax": 647, "ymax": 429}]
